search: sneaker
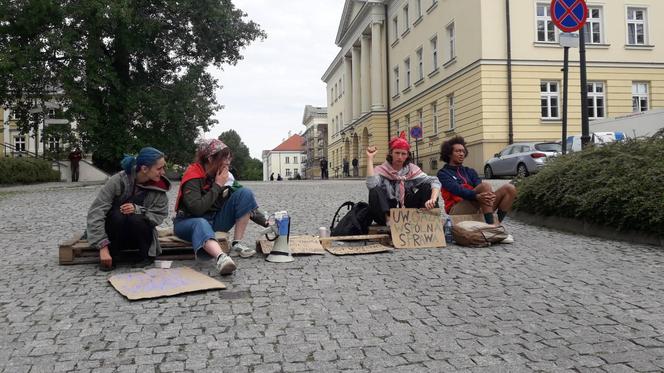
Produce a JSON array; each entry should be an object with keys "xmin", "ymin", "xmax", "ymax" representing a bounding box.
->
[
  {"xmin": 501, "ymin": 234, "xmax": 514, "ymax": 244},
  {"xmin": 232, "ymin": 241, "xmax": 256, "ymax": 258},
  {"xmin": 250, "ymin": 209, "xmax": 269, "ymax": 227},
  {"xmin": 216, "ymin": 253, "xmax": 237, "ymax": 275}
]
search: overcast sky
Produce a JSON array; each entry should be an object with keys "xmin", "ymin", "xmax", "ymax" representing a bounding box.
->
[{"xmin": 208, "ymin": 0, "xmax": 346, "ymax": 159}]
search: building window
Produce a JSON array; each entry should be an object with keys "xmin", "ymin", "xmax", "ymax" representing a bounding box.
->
[
  {"xmin": 47, "ymin": 137, "xmax": 59, "ymax": 152},
  {"xmin": 446, "ymin": 22, "xmax": 455, "ymax": 61},
  {"xmin": 416, "ymin": 0, "xmax": 422, "ymax": 18},
  {"xmin": 285, "ymin": 156, "xmax": 290, "ymax": 164},
  {"xmin": 448, "ymin": 95, "xmax": 455, "ymax": 130},
  {"xmin": 431, "ymin": 102, "xmax": 438, "ymax": 134},
  {"xmin": 10, "ymin": 111, "xmax": 19, "ymax": 120},
  {"xmin": 334, "ymin": 83, "xmax": 337, "ymax": 101},
  {"xmin": 338, "ymin": 78, "xmax": 342, "ymax": 98},
  {"xmin": 585, "ymin": 7, "xmax": 603, "ymax": 44},
  {"xmin": 393, "ymin": 16, "xmax": 399, "ymax": 41},
  {"xmin": 417, "ymin": 109, "xmax": 423, "ymax": 134},
  {"xmin": 294, "ymin": 156, "xmax": 298, "ymax": 164},
  {"xmin": 47, "ymin": 109, "xmax": 57, "ymax": 119},
  {"xmin": 540, "ymin": 81, "xmax": 560, "ymax": 119},
  {"xmin": 394, "ymin": 119, "xmax": 399, "ymax": 136},
  {"xmin": 331, "ymin": 118, "xmax": 335, "ymax": 134},
  {"xmin": 587, "ymin": 82, "xmax": 605, "ymax": 119},
  {"xmin": 626, "ymin": 8, "xmax": 647, "ymax": 45},
  {"xmin": 403, "ymin": 5, "xmax": 409, "ymax": 32},
  {"xmin": 416, "ymin": 48, "xmax": 423, "ymax": 81},
  {"xmin": 536, "ymin": 3, "xmax": 556, "ymax": 42},
  {"xmin": 340, "ymin": 113, "xmax": 343, "ymax": 128},
  {"xmin": 404, "ymin": 58, "xmax": 411, "ymax": 88},
  {"xmin": 285, "ymin": 169, "xmax": 292, "ymax": 177},
  {"xmin": 14, "ymin": 135, "xmax": 26, "ymax": 152},
  {"xmin": 632, "ymin": 82, "xmax": 649, "ymax": 112},
  {"xmin": 405, "ymin": 114, "xmax": 411, "ymax": 140},
  {"xmin": 430, "ymin": 36, "xmax": 438, "ymax": 71},
  {"xmin": 393, "ymin": 66, "xmax": 400, "ymax": 94}
]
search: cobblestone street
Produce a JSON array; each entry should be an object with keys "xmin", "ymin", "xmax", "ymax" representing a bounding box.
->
[{"xmin": 1, "ymin": 180, "xmax": 664, "ymax": 372}]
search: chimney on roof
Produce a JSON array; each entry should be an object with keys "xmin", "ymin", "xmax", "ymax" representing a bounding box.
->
[{"xmin": 288, "ymin": 130, "xmax": 292, "ymax": 137}]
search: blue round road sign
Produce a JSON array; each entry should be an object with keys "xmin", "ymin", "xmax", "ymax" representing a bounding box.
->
[
  {"xmin": 551, "ymin": 0, "xmax": 588, "ymax": 33},
  {"xmin": 410, "ymin": 125, "xmax": 422, "ymax": 139}
]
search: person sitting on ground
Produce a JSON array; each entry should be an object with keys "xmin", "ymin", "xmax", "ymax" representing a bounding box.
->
[
  {"xmin": 173, "ymin": 139, "xmax": 268, "ymax": 275},
  {"xmin": 366, "ymin": 131, "xmax": 441, "ymax": 226},
  {"xmin": 87, "ymin": 147, "xmax": 170, "ymax": 271},
  {"xmin": 437, "ymin": 135, "xmax": 517, "ymax": 225}
]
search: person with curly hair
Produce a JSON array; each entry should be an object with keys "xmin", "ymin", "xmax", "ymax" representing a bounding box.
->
[{"xmin": 437, "ymin": 136, "xmax": 516, "ymax": 226}]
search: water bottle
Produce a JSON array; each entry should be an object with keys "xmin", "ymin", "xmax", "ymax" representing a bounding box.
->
[
  {"xmin": 444, "ymin": 216, "xmax": 454, "ymax": 244},
  {"xmin": 438, "ymin": 197, "xmax": 454, "ymax": 244}
]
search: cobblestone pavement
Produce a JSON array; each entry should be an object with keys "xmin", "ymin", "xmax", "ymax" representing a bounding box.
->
[{"xmin": 1, "ymin": 180, "xmax": 664, "ymax": 373}]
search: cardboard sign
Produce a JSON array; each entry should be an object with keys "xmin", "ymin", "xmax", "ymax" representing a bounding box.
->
[
  {"xmin": 326, "ymin": 244, "xmax": 393, "ymax": 256},
  {"xmin": 258, "ymin": 235, "xmax": 325, "ymax": 255},
  {"xmin": 389, "ymin": 208, "xmax": 446, "ymax": 249},
  {"xmin": 108, "ymin": 267, "xmax": 226, "ymax": 300}
]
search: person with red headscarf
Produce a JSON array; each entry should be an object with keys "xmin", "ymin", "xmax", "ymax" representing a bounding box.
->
[{"xmin": 365, "ymin": 132, "xmax": 441, "ymax": 226}]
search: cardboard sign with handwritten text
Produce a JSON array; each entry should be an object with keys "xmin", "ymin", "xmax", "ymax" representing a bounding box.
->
[
  {"xmin": 108, "ymin": 267, "xmax": 225, "ymax": 300},
  {"xmin": 389, "ymin": 208, "xmax": 446, "ymax": 249}
]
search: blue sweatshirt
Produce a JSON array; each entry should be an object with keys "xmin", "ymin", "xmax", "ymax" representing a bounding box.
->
[{"xmin": 436, "ymin": 164, "xmax": 482, "ymax": 201}]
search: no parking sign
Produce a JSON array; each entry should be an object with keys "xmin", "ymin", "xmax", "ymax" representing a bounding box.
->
[{"xmin": 550, "ymin": 0, "xmax": 588, "ymax": 33}]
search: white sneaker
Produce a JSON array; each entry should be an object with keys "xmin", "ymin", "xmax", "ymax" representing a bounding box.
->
[
  {"xmin": 232, "ymin": 241, "xmax": 256, "ymax": 258},
  {"xmin": 216, "ymin": 253, "xmax": 236, "ymax": 275},
  {"xmin": 501, "ymin": 234, "xmax": 514, "ymax": 244}
]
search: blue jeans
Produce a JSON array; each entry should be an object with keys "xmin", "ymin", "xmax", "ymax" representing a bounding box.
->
[{"xmin": 173, "ymin": 187, "xmax": 258, "ymax": 260}]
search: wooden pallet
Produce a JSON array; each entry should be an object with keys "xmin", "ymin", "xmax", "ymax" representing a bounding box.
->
[
  {"xmin": 59, "ymin": 231, "xmax": 229, "ymax": 265},
  {"xmin": 318, "ymin": 234, "xmax": 392, "ymax": 249}
]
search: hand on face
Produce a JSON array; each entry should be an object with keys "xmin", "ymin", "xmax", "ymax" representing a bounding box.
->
[{"xmin": 215, "ymin": 164, "xmax": 229, "ymax": 187}]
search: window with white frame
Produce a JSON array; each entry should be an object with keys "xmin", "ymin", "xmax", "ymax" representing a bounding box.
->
[
  {"xmin": 340, "ymin": 113, "xmax": 343, "ymax": 128},
  {"xmin": 338, "ymin": 78, "xmax": 342, "ymax": 98},
  {"xmin": 285, "ymin": 156, "xmax": 290, "ymax": 164},
  {"xmin": 540, "ymin": 81, "xmax": 560, "ymax": 119},
  {"xmin": 285, "ymin": 169, "xmax": 292, "ymax": 177},
  {"xmin": 294, "ymin": 156, "xmax": 298, "ymax": 164},
  {"xmin": 331, "ymin": 118, "xmax": 336, "ymax": 133},
  {"xmin": 403, "ymin": 5, "xmax": 409, "ymax": 32},
  {"xmin": 14, "ymin": 135, "xmax": 26, "ymax": 151},
  {"xmin": 417, "ymin": 108, "xmax": 423, "ymax": 128},
  {"xmin": 416, "ymin": 0, "xmax": 422, "ymax": 18},
  {"xmin": 337, "ymin": 115, "xmax": 340, "ymax": 133},
  {"xmin": 584, "ymin": 7, "xmax": 603, "ymax": 44},
  {"xmin": 334, "ymin": 83, "xmax": 337, "ymax": 101},
  {"xmin": 430, "ymin": 36, "xmax": 438, "ymax": 71},
  {"xmin": 393, "ymin": 16, "xmax": 399, "ymax": 41},
  {"xmin": 47, "ymin": 137, "xmax": 59, "ymax": 152},
  {"xmin": 448, "ymin": 95, "xmax": 455, "ymax": 130},
  {"xmin": 536, "ymin": 3, "xmax": 556, "ymax": 42},
  {"xmin": 404, "ymin": 58, "xmax": 411, "ymax": 88},
  {"xmin": 416, "ymin": 48, "xmax": 423, "ymax": 81},
  {"xmin": 393, "ymin": 66, "xmax": 400, "ymax": 94},
  {"xmin": 446, "ymin": 22, "xmax": 455, "ymax": 61},
  {"xmin": 431, "ymin": 102, "xmax": 438, "ymax": 134},
  {"xmin": 632, "ymin": 82, "xmax": 649, "ymax": 112},
  {"xmin": 587, "ymin": 82, "xmax": 605, "ymax": 119},
  {"xmin": 626, "ymin": 7, "xmax": 647, "ymax": 45}
]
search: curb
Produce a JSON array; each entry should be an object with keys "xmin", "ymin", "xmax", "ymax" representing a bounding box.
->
[{"xmin": 511, "ymin": 210, "xmax": 664, "ymax": 248}]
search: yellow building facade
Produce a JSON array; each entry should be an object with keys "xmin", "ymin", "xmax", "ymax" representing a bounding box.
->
[{"xmin": 324, "ymin": 0, "xmax": 664, "ymax": 174}]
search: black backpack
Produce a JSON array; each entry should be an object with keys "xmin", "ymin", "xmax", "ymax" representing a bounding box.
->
[{"xmin": 330, "ymin": 201, "xmax": 372, "ymax": 236}]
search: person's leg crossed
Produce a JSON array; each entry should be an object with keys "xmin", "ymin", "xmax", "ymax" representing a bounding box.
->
[{"xmin": 212, "ymin": 188, "xmax": 258, "ymax": 232}]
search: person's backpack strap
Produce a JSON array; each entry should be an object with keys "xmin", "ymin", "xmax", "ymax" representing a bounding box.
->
[{"xmin": 330, "ymin": 201, "xmax": 355, "ymax": 230}]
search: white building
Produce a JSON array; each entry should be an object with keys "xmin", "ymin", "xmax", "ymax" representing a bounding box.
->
[{"xmin": 263, "ymin": 134, "xmax": 306, "ymax": 181}]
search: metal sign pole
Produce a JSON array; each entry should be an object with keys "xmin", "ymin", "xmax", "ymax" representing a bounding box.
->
[
  {"xmin": 562, "ymin": 46, "xmax": 569, "ymax": 154},
  {"xmin": 579, "ymin": 25, "xmax": 590, "ymax": 149}
]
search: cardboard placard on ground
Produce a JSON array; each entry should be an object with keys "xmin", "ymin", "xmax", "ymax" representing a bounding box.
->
[
  {"xmin": 258, "ymin": 235, "xmax": 326, "ymax": 255},
  {"xmin": 389, "ymin": 208, "xmax": 446, "ymax": 249},
  {"xmin": 108, "ymin": 267, "xmax": 226, "ymax": 300},
  {"xmin": 326, "ymin": 243, "xmax": 393, "ymax": 256}
]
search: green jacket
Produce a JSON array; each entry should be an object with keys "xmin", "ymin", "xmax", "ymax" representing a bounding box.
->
[{"xmin": 86, "ymin": 170, "xmax": 171, "ymax": 256}]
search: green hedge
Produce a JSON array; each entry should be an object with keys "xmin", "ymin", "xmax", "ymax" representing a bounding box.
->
[
  {"xmin": 514, "ymin": 135, "xmax": 664, "ymax": 236},
  {"xmin": 0, "ymin": 157, "xmax": 61, "ymax": 184}
]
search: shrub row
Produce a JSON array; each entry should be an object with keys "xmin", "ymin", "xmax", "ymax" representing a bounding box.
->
[
  {"xmin": 0, "ymin": 157, "xmax": 61, "ymax": 185},
  {"xmin": 514, "ymin": 135, "xmax": 664, "ymax": 236}
]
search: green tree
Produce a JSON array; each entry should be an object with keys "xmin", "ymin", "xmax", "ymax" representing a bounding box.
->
[
  {"xmin": 218, "ymin": 129, "xmax": 263, "ymax": 180},
  {"xmin": 0, "ymin": 0, "xmax": 265, "ymax": 171}
]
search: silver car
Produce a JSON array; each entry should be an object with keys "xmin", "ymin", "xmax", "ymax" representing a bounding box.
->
[{"xmin": 484, "ymin": 142, "xmax": 561, "ymax": 178}]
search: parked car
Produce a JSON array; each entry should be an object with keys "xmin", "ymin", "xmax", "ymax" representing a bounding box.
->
[
  {"xmin": 566, "ymin": 131, "xmax": 625, "ymax": 153},
  {"xmin": 484, "ymin": 142, "xmax": 561, "ymax": 178}
]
